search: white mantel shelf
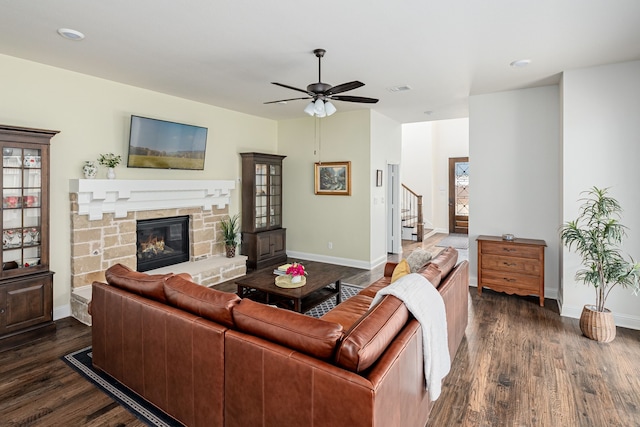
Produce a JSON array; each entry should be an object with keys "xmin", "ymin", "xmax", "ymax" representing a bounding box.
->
[{"xmin": 69, "ymin": 179, "xmax": 235, "ymax": 220}]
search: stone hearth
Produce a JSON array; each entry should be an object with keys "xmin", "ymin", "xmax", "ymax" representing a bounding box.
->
[{"xmin": 68, "ymin": 179, "xmax": 247, "ymax": 325}]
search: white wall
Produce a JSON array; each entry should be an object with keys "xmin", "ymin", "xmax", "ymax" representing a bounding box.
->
[
  {"xmin": 401, "ymin": 118, "xmax": 469, "ymax": 233},
  {"xmin": 432, "ymin": 119, "xmax": 469, "ymax": 232},
  {"xmin": 0, "ymin": 54, "xmax": 278, "ymax": 319},
  {"xmin": 401, "ymin": 122, "xmax": 434, "ymax": 228},
  {"xmin": 561, "ymin": 60, "xmax": 640, "ymax": 328},
  {"xmin": 370, "ymin": 110, "xmax": 402, "ymax": 265},
  {"xmin": 469, "ymin": 86, "xmax": 561, "ymax": 295}
]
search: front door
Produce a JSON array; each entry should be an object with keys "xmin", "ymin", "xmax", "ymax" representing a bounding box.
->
[{"xmin": 448, "ymin": 157, "xmax": 469, "ymax": 234}]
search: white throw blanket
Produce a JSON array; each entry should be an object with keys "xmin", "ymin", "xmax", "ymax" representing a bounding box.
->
[{"xmin": 370, "ymin": 273, "xmax": 450, "ymax": 400}]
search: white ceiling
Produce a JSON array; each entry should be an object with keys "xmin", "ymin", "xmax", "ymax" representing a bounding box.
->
[{"xmin": 1, "ymin": 1, "xmax": 639, "ymax": 124}]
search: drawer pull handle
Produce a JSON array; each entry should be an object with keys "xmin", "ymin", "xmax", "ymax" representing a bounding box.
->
[
  {"xmin": 503, "ymin": 262, "xmax": 517, "ymax": 267},
  {"xmin": 503, "ymin": 278, "xmax": 516, "ymax": 282},
  {"xmin": 503, "ymin": 248, "xmax": 516, "ymax": 252}
]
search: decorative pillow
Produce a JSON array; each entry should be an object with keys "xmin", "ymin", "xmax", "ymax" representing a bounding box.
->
[
  {"xmin": 105, "ymin": 263, "xmax": 171, "ymax": 303},
  {"xmin": 406, "ymin": 248, "xmax": 433, "ymax": 273},
  {"xmin": 233, "ymin": 299, "xmax": 344, "ymax": 361},
  {"xmin": 391, "ymin": 259, "xmax": 411, "ymax": 283},
  {"xmin": 164, "ymin": 275, "xmax": 241, "ymax": 328}
]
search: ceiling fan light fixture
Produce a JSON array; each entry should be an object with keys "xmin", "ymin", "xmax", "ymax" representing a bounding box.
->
[
  {"xmin": 324, "ymin": 101, "xmax": 337, "ymax": 116},
  {"xmin": 314, "ymin": 98, "xmax": 326, "ymax": 116},
  {"xmin": 304, "ymin": 101, "xmax": 316, "ymax": 116}
]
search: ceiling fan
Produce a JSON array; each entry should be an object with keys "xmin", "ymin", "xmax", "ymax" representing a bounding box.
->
[{"xmin": 265, "ymin": 48, "xmax": 379, "ymax": 117}]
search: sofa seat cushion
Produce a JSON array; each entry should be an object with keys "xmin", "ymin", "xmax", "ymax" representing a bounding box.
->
[
  {"xmin": 358, "ymin": 277, "xmax": 391, "ymax": 299},
  {"xmin": 430, "ymin": 246, "xmax": 458, "ymax": 277},
  {"xmin": 105, "ymin": 263, "xmax": 171, "ymax": 303},
  {"xmin": 164, "ymin": 275, "xmax": 241, "ymax": 328},
  {"xmin": 320, "ymin": 294, "xmax": 374, "ymax": 331},
  {"xmin": 233, "ymin": 299, "xmax": 344, "ymax": 361},
  {"xmin": 334, "ymin": 295, "xmax": 409, "ymax": 373}
]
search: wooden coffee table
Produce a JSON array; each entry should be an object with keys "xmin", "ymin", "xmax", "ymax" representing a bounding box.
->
[{"xmin": 235, "ymin": 262, "xmax": 342, "ymax": 313}]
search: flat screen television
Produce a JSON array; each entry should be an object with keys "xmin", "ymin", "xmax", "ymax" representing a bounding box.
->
[{"xmin": 127, "ymin": 115, "xmax": 208, "ymax": 170}]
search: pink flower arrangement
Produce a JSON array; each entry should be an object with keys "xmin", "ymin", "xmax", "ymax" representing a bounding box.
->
[{"xmin": 286, "ymin": 262, "xmax": 307, "ymax": 277}]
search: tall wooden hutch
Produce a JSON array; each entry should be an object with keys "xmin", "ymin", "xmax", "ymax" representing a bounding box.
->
[
  {"xmin": 0, "ymin": 125, "xmax": 57, "ymax": 350},
  {"xmin": 240, "ymin": 153, "xmax": 287, "ymax": 270}
]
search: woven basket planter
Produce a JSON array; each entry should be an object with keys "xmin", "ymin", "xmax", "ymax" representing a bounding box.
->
[
  {"xmin": 225, "ymin": 245, "xmax": 236, "ymax": 258},
  {"xmin": 579, "ymin": 305, "xmax": 616, "ymax": 343}
]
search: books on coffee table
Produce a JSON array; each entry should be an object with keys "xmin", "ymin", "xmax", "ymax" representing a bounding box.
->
[{"xmin": 273, "ymin": 264, "xmax": 292, "ymax": 275}]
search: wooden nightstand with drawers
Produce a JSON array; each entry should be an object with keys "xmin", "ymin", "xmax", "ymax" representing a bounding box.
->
[{"xmin": 476, "ymin": 235, "xmax": 546, "ymax": 306}]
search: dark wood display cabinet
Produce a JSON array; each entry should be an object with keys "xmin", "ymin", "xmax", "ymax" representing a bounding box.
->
[
  {"xmin": 0, "ymin": 125, "xmax": 57, "ymax": 351},
  {"xmin": 240, "ymin": 153, "xmax": 287, "ymax": 270}
]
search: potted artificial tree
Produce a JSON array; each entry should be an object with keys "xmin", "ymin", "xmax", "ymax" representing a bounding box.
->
[
  {"xmin": 220, "ymin": 214, "xmax": 240, "ymax": 258},
  {"xmin": 560, "ymin": 187, "xmax": 640, "ymax": 342}
]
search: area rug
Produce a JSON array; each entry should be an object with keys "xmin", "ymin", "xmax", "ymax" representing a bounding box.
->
[
  {"xmin": 436, "ymin": 233, "xmax": 469, "ymax": 250},
  {"xmin": 304, "ymin": 283, "xmax": 361, "ymax": 318},
  {"xmin": 62, "ymin": 347, "xmax": 180, "ymax": 427},
  {"xmin": 62, "ymin": 284, "xmax": 361, "ymax": 426}
]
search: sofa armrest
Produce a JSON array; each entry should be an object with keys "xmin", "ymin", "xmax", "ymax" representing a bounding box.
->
[{"xmin": 384, "ymin": 262, "xmax": 398, "ymax": 277}]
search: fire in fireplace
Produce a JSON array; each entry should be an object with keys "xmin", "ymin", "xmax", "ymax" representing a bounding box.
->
[{"xmin": 136, "ymin": 216, "xmax": 189, "ymax": 272}]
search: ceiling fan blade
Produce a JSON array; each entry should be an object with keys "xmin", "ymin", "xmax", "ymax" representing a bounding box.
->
[
  {"xmin": 330, "ymin": 95, "xmax": 379, "ymax": 104},
  {"xmin": 264, "ymin": 97, "xmax": 312, "ymax": 104},
  {"xmin": 271, "ymin": 82, "xmax": 311, "ymax": 95},
  {"xmin": 326, "ymin": 81, "xmax": 364, "ymax": 95}
]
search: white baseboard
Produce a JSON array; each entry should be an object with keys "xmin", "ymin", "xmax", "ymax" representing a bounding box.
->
[
  {"xmin": 561, "ymin": 304, "xmax": 640, "ymax": 330},
  {"xmin": 54, "ymin": 304, "xmax": 70, "ymax": 321},
  {"xmin": 286, "ymin": 250, "xmax": 386, "ymax": 271}
]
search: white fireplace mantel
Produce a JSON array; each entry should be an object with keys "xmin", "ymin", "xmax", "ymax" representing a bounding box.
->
[{"xmin": 69, "ymin": 179, "xmax": 235, "ymax": 220}]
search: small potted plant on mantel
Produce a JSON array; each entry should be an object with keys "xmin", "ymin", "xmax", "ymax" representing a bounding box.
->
[
  {"xmin": 98, "ymin": 153, "xmax": 122, "ymax": 179},
  {"xmin": 560, "ymin": 186, "xmax": 640, "ymax": 342},
  {"xmin": 220, "ymin": 214, "xmax": 240, "ymax": 258}
]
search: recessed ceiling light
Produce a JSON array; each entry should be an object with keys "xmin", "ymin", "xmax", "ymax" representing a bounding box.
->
[
  {"xmin": 57, "ymin": 28, "xmax": 85, "ymax": 41},
  {"xmin": 510, "ymin": 59, "xmax": 531, "ymax": 68},
  {"xmin": 387, "ymin": 85, "xmax": 412, "ymax": 92}
]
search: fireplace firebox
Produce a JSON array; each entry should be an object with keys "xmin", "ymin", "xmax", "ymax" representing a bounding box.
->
[{"xmin": 136, "ymin": 216, "xmax": 189, "ymax": 272}]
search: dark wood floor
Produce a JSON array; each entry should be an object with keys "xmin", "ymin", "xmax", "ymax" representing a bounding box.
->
[{"xmin": 2, "ymin": 234, "xmax": 640, "ymax": 426}]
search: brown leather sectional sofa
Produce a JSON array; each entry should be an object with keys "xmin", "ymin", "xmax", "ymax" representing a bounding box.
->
[{"xmin": 90, "ymin": 247, "xmax": 469, "ymax": 427}]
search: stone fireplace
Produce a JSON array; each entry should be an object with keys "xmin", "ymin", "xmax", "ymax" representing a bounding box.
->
[{"xmin": 68, "ymin": 179, "xmax": 247, "ymax": 325}]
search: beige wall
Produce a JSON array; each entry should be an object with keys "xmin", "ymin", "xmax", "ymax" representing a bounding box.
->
[
  {"xmin": 0, "ymin": 54, "xmax": 277, "ymax": 319},
  {"xmin": 278, "ymin": 110, "xmax": 373, "ymax": 267},
  {"xmin": 278, "ymin": 109, "xmax": 401, "ymax": 269}
]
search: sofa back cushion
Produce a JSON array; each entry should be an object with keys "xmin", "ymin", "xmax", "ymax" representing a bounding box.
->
[
  {"xmin": 418, "ymin": 263, "xmax": 443, "ymax": 288},
  {"xmin": 430, "ymin": 247, "xmax": 459, "ymax": 277},
  {"xmin": 105, "ymin": 263, "xmax": 170, "ymax": 303},
  {"xmin": 163, "ymin": 275, "xmax": 241, "ymax": 328},
  {"xmin": 334, "ymin": 295, "xmax": 409, "ymax": 373},
  {"xmin": 233, "ymin": 299, "xmax": 344, "ymax": 361}
]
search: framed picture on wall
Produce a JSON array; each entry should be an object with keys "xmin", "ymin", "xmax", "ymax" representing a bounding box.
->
[{"xmin": 314, "ymin": 161, "xmax": 351, "ymax": 195}]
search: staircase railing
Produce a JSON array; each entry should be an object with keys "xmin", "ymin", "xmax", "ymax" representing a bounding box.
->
[{"xmin": 401, "ymin": 184, "xmax": 424, "ymax": 242}]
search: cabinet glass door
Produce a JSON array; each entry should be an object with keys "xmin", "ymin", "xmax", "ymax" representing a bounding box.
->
[
  {"xmin": 2, "ymin": 146, "xmax": 41, "ymax": 272},
  {"xmin": 255, "ymin": 163, "xmax": 268, "ymax": 229},
  {"xmin": 269, "ymin": 164, "xmax": 281, "ymax": 227}
]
